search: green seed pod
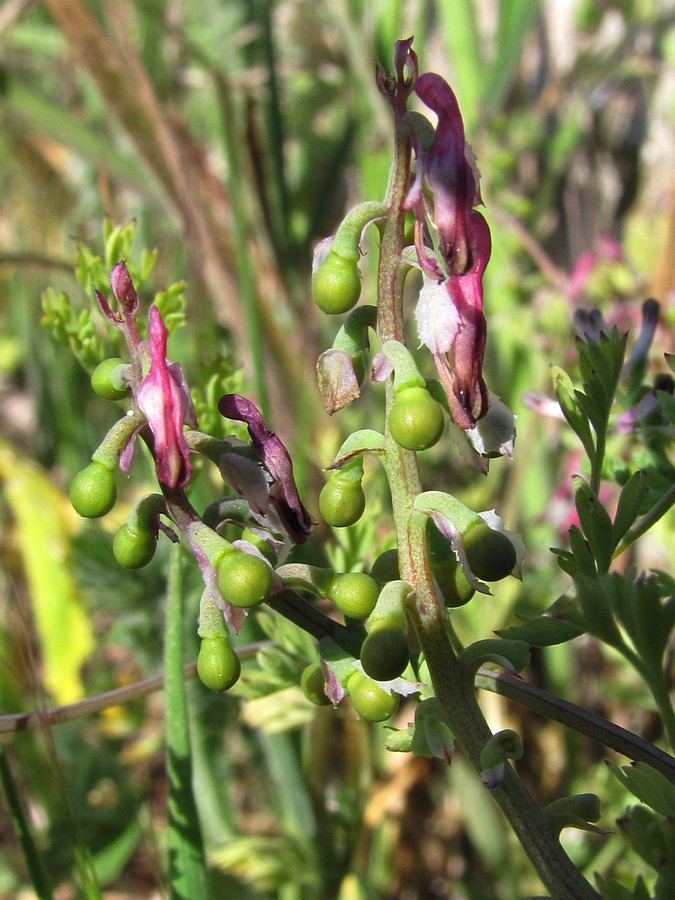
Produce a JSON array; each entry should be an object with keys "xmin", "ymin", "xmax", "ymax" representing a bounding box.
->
[
  {"xmin": 328, "ymin": 572, "xmax": 380, "ymax": 619},
  {"xmin": 91, "ymin": 358, "xmax": 130, "ymax": 400},
  {"xmin": 319, "ymin": 475, "xmax": 366, "ymax": 528},
  {"xmin": 217, "ymin": 549, "xmax": 273, "ymax": 608},
  {"xmin": 300, "ymin": 663, "xmax": 331, "ymax": 706},
  {"xmin": 426, "ymin": 521, "xmax": 474, "ymax": 607},
  {"xmin": 113, "ymin": 523, "xmax": 157, "ymax": 569},
  {"xmin": 347, "ymin": 671, "xmax": 400, "ymax": 722},
  {"xmin": 388, "ymin": 387, "xmax": 445, "ymax": 451},
  {"xmin": 312, "ymin": 252, "xmax": 361, "ymax": 315},
  {"xmin": 360, "ymin": 625, "xmax": 410, "ymax": 682},
  {"xmin": 197, "ymin": 635, "xmax": 241, "ymax": 692},
  {"xmin": 69, "ymin": 461, "xmax": 117, "ymax": 518},
  {"xmin": 370, "ymin": 549, "xmax": 400, "ymax": 585},
  {"xmin": 463, "ymin": 522, "xmax": 516, "ymax": 582}
]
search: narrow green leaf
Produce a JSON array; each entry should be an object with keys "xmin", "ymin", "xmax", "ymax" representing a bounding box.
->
[
  {"xmin": 437, "ymin": 0, "xmax": 483, "ymax": 135},
  {"xmin": 483, "ymin": 0, "xmax": 538, "ymax": 116},
  {"xmin": 607, "ymin": 761, "xmax": 675, "ymax": 819},
  {"xmin": 574, "ymin": 476, "xmax": 614, "ymax": 573},
  {"xmin": 568, "ymin": 525, "xmax": 597, "ymax": 577},
  {"xmin": 575, "ymin": 575, "xmax": 624, "ymax": 648},
  {"xmin": 497, "ymin": 615, "xmax": 584, "ymax": 646},
  {"xmin": 613, "ymin": 470, "xmax": 650, "ymax": 549},
  {"xmin": 164, "ymin": 546, "xmax": 209, "ymax": 900},
  {"xmin": 551, "ymin": 367, "xmax": 595, "ymax": 458}
]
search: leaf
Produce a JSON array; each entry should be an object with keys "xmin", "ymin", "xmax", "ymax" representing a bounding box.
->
[
  {"xmin": 551, "ymin": 366, "xmax": 595, "ymax": 458},
  {"xmin": 607, "ymin": 762, "xmax": 675, "ymax": 819},
  {"xmin": 164, "ymin": 547, "xmax": 209, "ymax": 900},
  {"xmin": 0, "ymin": 438, "xmax": 94, "ymax": 704},
  {"xmin": 497, "ymin": 615, "xmax": 584, "ymax": 646},
  {"xmin": 573, "ymin": 476, "xmax": 614, "ymax": 573},
  {"xmin": 613, "ymin": 470, "xmax": 650, "ymax": 549}
]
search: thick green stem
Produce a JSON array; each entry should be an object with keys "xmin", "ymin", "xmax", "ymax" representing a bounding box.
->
[{"xmin": 375, "ymin": 119, "xmax": 598, "ymax": 898}]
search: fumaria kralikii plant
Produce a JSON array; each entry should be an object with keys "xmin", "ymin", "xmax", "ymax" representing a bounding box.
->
[{"xmin": 33, "ymin": 37, "xmax": 675, "ymax": 900}]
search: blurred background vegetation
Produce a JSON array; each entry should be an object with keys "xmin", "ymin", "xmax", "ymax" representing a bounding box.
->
[{"xmin": 0, "ymin": 0, "xmax": 673, "ymax": 897}]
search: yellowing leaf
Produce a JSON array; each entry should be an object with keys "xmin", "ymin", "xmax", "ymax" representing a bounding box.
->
[{"xmin": 0, "ymin": 438, "xmax": 93, "ymax": 704}]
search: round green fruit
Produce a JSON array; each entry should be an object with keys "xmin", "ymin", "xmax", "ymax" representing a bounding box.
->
[
  {"xmin": 217, "ymin": 550, "xmax": 273, "ymax": 608},
  {"xmin": 312, "ymin": 252, "xmax": 361, "ymax": 315},
  {"xmin": 197, "ymin": 636, "xmax": 241, "ymax": 692},
  {"xmin": 360, "ymin": 626, "xmax": 409, "ymax": 682},
  {"xmin": 388, "ymin": 387, "xmax": 445, "ymax": 451},
  {"xmin": 426, "ymin": 521, "xmax": 474, "ymax": 607},
  {"xmin": 463, "ymin": 522, "xmax": 516, "ymax": 582},
  {"xmin": 328, "ymin": 572, "xmax": 380, "ymax": 619},
  {"xmin": 347, "ymin": 671, "xmax": 400, "ymax": 722},
  {"xmin": 369, "ymin": 549, "xmax": 400, "ymax": 585},
  {"xmin": 300, "ymin": 663, "xmax": 330, "ymax": 706},
  {"xmin": 69, "ymin": 462, "xmax": 117, "ymax": 518},
  {"xmin": 113, "ymin": 524, "xmax": 157, "ymax": 569},
  {"xmin": 319, "ymin": 477, "xmax": 366, "ymax": 528},
  {"xmin": 91, "ymin": 358, "xmax": 130, "ymax": 400}
]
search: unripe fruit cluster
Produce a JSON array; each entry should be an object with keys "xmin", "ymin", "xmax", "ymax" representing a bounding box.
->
[
  {"xmin": 346, "ymin": 671, "xmax": 399, "ymax": 722},
  {"xmin": 197, "ymin": 635, "xmax": 241, "ymax": 692},
  {"xmin": 319, "ymin": 472, "xmax": 366, "ymax": 528},
  {"xmin": 388, "ymin": 386, "xmax": 445, "ymax": 452},
  {"xmin": 217, "ymin": 549, "xmax": 273, "ymax": 608},
  {"xmin": 69, "ymin": 461, "xmax": 117, "ymax": 518},
  {"xmin": 327, "ymin": 572, "xmax": 380, "ymax": 619},
  {"xmin": 312, "ymin": 251, "xmax": 361, "ymax": 315}
]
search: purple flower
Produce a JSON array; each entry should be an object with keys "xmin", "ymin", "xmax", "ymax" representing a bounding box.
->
[
  {"xmin": 218, "ymin": 394, "xmax": 315, "ymax": 544},
  {"xmin": 137, "ymin": 306, "xmax": 197, "ymax": 488},
  {"xmin": 405, "ymin": 70, "xmax": 491, "ymax": 429}
]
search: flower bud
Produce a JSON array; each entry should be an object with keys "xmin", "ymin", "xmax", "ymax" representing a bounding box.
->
[
  {"xmin": 69, "ymin": 461, "xmax": 117, "ymax": 518},
  {"xmin": 217, "ymin": 549, "xmax": 273, "ymax": 608},
  {"xmin": 388, "ymin": 386, "xmax": 445, "ymax": 451},
  {"xmin": 197, "ymin": 635, "xmax": 241, "ymax": 692}
]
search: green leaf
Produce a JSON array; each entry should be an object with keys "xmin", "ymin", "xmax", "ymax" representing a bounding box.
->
[
  {"xmin": 497, "ymin": 615, "xmax": 584, "ymax": 646},
  {"xmin": 551, "ymin": 366, "xmax": 595, "ymax": 458},
  {"xmin": 574, "ymin": 476, "xmax": 614, "ymax": 573},
  {"xmin": 567, "ymin": 525, "xmax": 597, "ymax": 577},
  {"xmin": 164, "ymin": 547, "xmax": 209, "ymax": 900},
  {"xmin": 607, "ymin": 762, "xmax": 675, "ymax": 819},
  {"xmin": 575, "ymin": 575, "xmax": 624, "ymax": 648},
  {"xmin": 613, "ymin": 470, "xmax": 650, "ymax": 549}
]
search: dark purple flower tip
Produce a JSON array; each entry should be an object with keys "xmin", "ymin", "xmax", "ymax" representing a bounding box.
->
[
  {"xmin": 413, "ymin": 73, "xmax": 482, "ymax": 276},
  {"xmin": 110, "ymin": 261, "xmax": 139, "ymax": 315},
  {"xmin": 378, "ymin": 37, "xmax": 419, "ymax": 116},
  {"xmin": 218, "ymin": 394, "xmax": 315, "ymax": 543},
  {"xmin": 137, "ymin": 306, "xmax": 197, "ymax": 488},
  {"xmin": 95, "ymin": 288, "xmax": 123, "ymax": 325}
]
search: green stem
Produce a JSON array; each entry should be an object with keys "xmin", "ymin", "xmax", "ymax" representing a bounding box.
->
[
  {"xmin": 375, "ymin": 116, "xmax": 598, "ymax": 898},
  {"xmin": 476, "ymin": 667, "xmax": 675, "ymax": 779}
]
